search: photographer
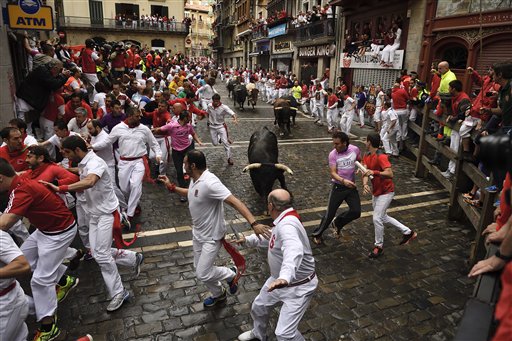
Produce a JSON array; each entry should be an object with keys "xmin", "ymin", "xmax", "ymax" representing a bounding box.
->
[
  {"xmin": 81, "ymin": 39, "xmax": 103, "ymax": 102},
  {"xmin": 110, "ymin": 43, "xmax": 127, "ymax": 80}
]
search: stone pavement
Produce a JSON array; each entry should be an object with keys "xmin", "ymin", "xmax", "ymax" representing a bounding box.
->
[{"xmin": 26, "ymin": 85, "xmax": 476, "ymax": 340}]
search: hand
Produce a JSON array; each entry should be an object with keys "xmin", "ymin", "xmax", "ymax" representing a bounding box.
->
[
  {"xmin": 343, "ymin": 179, "xmax": 356, "ymax": 188},
  {"xmin": 38, "ymin": 180, "xmax": 59, "ymax": 192},
  {"xmin": 267, "ymin": 278, "xmax": 288, "ymax": 292},
  {"xmin": 482, "ymin": 222, "xmax": 497, "ymax": 236},
  {"xmin": 468, "ymin": 255, "xmax": 506, "ymax": 277},
  {"xmin": 157, "ymin": 175, "xmax": 170, "ymax": 184},
  {"xmin": 252, "ymin": 223, "xmax": 271, "ymax": 240},
  {"xmin": 486, "ymin": 229, "xmax": 507, "ymax": 245},
  {"xmin": 233, "ymin": 117, "xmax": 239, "ymax": 125},
  {"xmin": 363, "ymin": 184, "xmax": 371, "ymax": 195},
  {"xmin": 481, "ymin": 130, "xmax": 489, "ymax": 137},
  {"xmin": 155, "ymin": 156, "xmax": 162, "ymax": 164},
  {"xmin": 467, "ymin": 66, "xmax": 474, "ymax": 73},
  {"xmin": 363, "ymin": 170, "xmax": 374, "ymax": 178},
  {"xmin": 230, "ymin": 234, "xmax": 246, "ymax": 245}
]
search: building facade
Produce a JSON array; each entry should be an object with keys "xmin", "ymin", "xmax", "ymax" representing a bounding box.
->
[{"xmin": 185, "ymin": 1, "xmax": 215, "ymax": 59}]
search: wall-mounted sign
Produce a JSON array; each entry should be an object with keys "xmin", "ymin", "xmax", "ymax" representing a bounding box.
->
[
  {"xmin": 268, "ymin": 23, "xmax": 287, "ymax": 38},
  {"xmin": 275, "ymin": 41, "xmax": 290, "ymax": 51},
  {"xmin": 298, "ymin": 43, "xmax": 336, "ymax": 58},
  {"xmin": 340, "ymin": 50, "xmax": 404, "ymax": 70},
  {"xmin": 7, "ymin": 0, "xmax": 54, "ymax": 31}
]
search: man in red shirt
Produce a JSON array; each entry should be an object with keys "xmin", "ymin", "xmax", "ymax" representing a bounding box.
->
[
  {"xmin": 391, "ymin": 83, "xmax": 410, "ymax": 150},
  {"xmin": 0, "ymin": 158, "xmax": 78, "ymax": 340},
  {"xmin": 64, "ymin": 93, "xmax": 93, "ymax": 123},
  {"xmin": 142, "ymin": 100, "xmax": 172, "ymax": 174},
  {"xmin": 362, "ymin": 133, "xmax": 417, "ymax": 258},
  {"xmin": 0, "ymin": 127, "xmax": 30, "ymax": 172}
]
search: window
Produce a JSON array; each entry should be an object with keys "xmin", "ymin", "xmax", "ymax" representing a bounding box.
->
[{"xmin": 442, "ymin": 45, "xmax": 468, "ymax": 69}]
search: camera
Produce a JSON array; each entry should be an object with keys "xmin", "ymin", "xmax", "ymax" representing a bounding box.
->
[{"xmin": 478, "ymin": 133, "xmax": 512, "ymax": 174}]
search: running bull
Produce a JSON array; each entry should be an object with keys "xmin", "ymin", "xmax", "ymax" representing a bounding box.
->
[
  {"xmin": 243, "ymin": 127, "xmax": 293, "ymax": 201},
  {"xmin": 273, "ymin": 96, "xmax": 298, "ymax": 137}
]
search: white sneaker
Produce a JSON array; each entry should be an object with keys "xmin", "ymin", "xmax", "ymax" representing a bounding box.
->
[
  {"xmin": 238, "ymin": 330, "xmax": 257, "ymax": 341},
  {"xmin": 107, "ymin": 289, "xmax": 129, "ymax": 312}
]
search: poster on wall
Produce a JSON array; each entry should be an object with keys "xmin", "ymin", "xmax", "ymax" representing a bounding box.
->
[{"xmin": 340, "ymin": 50, "xmax": 404, "ymax": 70}]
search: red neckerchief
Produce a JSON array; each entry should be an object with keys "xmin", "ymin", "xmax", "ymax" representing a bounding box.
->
[
  {"xmin": 213, "ymin": 102, "xmax": 222, "ymax": 108},
  {"xmin": 124, "ymin": 119, "xmax": 140, "ymax": 128},
  {"xmin": 21, "ymin": 132, "xmax": 27, "ymax": 141},
  {"xmin": 78, "ymin": 118, "xmax": 90, "ymax": 129},
  {"xmin": 27, "ymin": 162, "xmax": 52, "ymax": 180},
  {"xmin": 274, "ymin": 209, "xmax": 301, "ymax": 226},
  {"xmin": 7, "ymin": 144, "xmax": 28, "ymax": 158}
]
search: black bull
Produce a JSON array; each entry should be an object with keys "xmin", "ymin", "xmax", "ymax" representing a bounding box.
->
[
  {"xmin": 243, "ymin": 127, "xmax": 293, "ymax": 201},
  {"xmin": 273, "ymin": 96, "xmax": 298, "ymax": 137},
  {"xmin": 233, "ymin": 85, "xmax": 248, "ymax": 110}
]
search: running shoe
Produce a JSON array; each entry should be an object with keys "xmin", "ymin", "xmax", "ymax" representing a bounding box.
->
[
  {"xmin": 368, "ymin": 246, "xmax": 383, "ymax": 259},
  {"xmin": 399, "ymin": 231, "xmax": 417, "ymax": 245},
  {"xmin": 203, "ymin": 288, "xmax": 227, "ymax": 307},
  {"xmin": 68, "ymin": 249, "xmax": 84, "ymax": 271},
  {"xmin": 83, "ymin": 250, "xmax": 94, "ymax": 261},
  {"xmin": 107, "ymin": 289, "xmax": 130, "ymax": 312},
  {"xmin": 56, "ymin": 276, "xmax": 79, "ymax": 303},
  {"xmin": 76, "ymin": 335, "xmax": 93, "ymax": 341},
  {"xmin": 226, "ymin": 266, "xmax": 239, "ymax": 295},
  {"xmin": 238, "ymin": 330, "xmax": 257, "ymax": 341},
  {"xmin": 485, "ymin": 185, "xmax": 499, "ymax": 193},
  {"xmin": 121, "ymin": 211, "xmax": 131, "ymax": 230},
  {"xmin": 33, "ymin": 321, "xmax": 61, "ymax": 341}
]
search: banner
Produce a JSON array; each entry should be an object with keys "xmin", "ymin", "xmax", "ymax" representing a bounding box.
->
[
  {"xmin": 268, "ymin": 23, "xmax": 287, "ymax": 38},
  {"xmin": 340, "ymin": 50, "xmax": 404, "ymax": 70}
]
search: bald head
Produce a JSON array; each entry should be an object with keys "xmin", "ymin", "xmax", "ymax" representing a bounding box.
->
[
  {"xmin": 268, "ymin": 189, "xmax": 293, "ymax": 213},
  {"xmin": 438, "ymin": 61, "xmax": 450, "ymax": 75},
  {"xmin": 173, "ymin": 103, "xmax": 184, "ymax": 114}
]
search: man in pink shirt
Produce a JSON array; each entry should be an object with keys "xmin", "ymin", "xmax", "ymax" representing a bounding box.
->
[{"xmin": 153, "ymin": 111, "xmax": 203, "ymax": 202}]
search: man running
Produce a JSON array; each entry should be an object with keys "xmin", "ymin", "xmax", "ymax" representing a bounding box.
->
[{"xmin": 205, "ymin": 94, "xmax": 238, "ymax": 165}]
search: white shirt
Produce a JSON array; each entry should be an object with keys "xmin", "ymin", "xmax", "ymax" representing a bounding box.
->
[
  {"xmin": 342, "ymin": 96, "xmax": 356, "ymax": 114},
  {"xmin": 91, "ymin": 122, "xmax": 162, "ymax": 159},
  {"xmin": 91, "ymin": 130, "xmax": 115, "ymax": 167},
  {"xmin": 394, "ymin": 28, "xmax": 402, "ymax": 45},
  {"xmin": 0, "ymin": 230, "xmax": 23, "ymax": 290},
  {"xmin": 134, "ymin": 69, "xmax": 144, "ymax": 80},
  {"xmin": 206, "ymin": 103, "xmax": 236, "ymax": 127},
  {"xmin": 78, "ymin": 151, "xmax": 118, "ymax": 216},
  {"xmin": 196, "ymin": 84, "xmax": 216, "ymax": 100},
  {"xmin": 67, "ymin": 118, "xmax": 91, "ymax": 138},
  {"xmin": 381, "ymin": 108, "xmax": 399, "ymax": 133},
  {"xmin": 245, "ymin": 208, "xmax": 315, "ymax": 283},
  {"xmin": 376, "ymin": 91, "xmax": 385, "ymax": 107},
  {"xmin": 93, "ymin": 92, "xmax": 107, "ymax": 112},
  {"xmin": 188, "ymin": 170, "xmax": 231, "ymax": 242},
  {"xmin": 48, "ymin": 131, "xmax": 81, "ymax": 148}
]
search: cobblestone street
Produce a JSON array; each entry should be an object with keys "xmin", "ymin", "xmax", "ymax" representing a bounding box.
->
[{"xmin": 28, "ymin": 86, "xmax": 475, "ymax": 341}]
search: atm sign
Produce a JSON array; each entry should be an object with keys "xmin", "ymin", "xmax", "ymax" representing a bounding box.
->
[{"xmin": 7, "ymin": 4, "xmax": 54, "ymax": 31}]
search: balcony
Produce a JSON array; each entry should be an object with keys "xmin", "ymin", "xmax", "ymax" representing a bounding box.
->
[
  {"xmin": 266, "ymin": 15, "xmax": 291, "ymax": 29},
  {"xmin": 251, "ymin": 29, "xmax": 268, "ymax": 40},
  {"xmin": 294, "ymin": 18, "xmax": 335, "ymax": 40},
  {"xmin": 59, "ymin": 16, "xmax": 189, "ymax": 34}
]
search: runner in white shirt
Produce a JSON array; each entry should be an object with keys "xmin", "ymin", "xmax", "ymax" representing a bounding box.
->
[
  {"xmin": 0, "ymin": 230, "xmax": 31, "ymax": 341},
  {"xmin": 91, "ymin": 107, "xmax": 162, "ymax": 220},
  {"xmin": 196, "ymin": 78, "xmax": 217, "ymax": 111},
  {"xmin": 380, "ymin": 102, "xmax": 400, "ymax": 156},
  {"xmin": 39, "ymin": 120, "xmax": 81, "ymax": 168},
  {"xmin": 206, "ymin": 94, "xmax": 238, "ymax": 165},
  {"xmin": 373, "ymin": 85, "xmax": 386, "ymax": 132},
  {"xmin": 340, "ymin": 93, "xmax": 356, "ymax": 135},
  {"xmin": 158, "ymin": 150, "xmax": 270, "ymax": 308},
  {"xmin": 67, "ymin": 107, "xmax": 91, "ymax": 139},
  {"xmin": 235, "ymin": 189, "xmax": 317, "ymax": 341}
]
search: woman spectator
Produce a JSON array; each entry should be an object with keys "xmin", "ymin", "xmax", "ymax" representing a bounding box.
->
[{"xmin": 380, "ymin": 21, "xmax": 402, "ymax": 67}]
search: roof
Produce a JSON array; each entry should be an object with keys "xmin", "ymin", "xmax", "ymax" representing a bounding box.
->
[{"xmin": 185, "ymin": 3, "xmax": 210, "ymax": 13}]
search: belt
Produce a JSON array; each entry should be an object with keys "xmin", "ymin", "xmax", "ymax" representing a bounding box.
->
[
  {"xmin": 0, "ymin": 282, "xmax": 16, "ymax": 296},
  {"xmin": 288, "ymin": 272, "xmax": 316, "ymax": 287},
  {"xmin": 40, "ymin": 221, "xmax": 77, "ymax": 236},
  {"xmin": 120, "ymin": 156, "xmax": 144, "ymax": 161}
]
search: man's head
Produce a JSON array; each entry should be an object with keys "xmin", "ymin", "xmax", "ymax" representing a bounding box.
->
[
  {"xmin": 410, "ymin": 71, "xmax": 418, "ymax": 80},
  {"xmin": 26, "ymin": 145, "xmax": 52, "ymax": 169},
  {"xmin": 9, "ymin": 118, "xmax": 28, "ymax": 135},
  {"xmin": 332, "ymin": 131, "xmax": 349, "ymax": 153},
  {"xmin": 449, "ymin": 79, "xmax": 463, "ymax": 95},
  {"xmin": 70, "ymin": 93, "xmax": 82, "ymax": 109},
  {"xmin": 75, "ymin": 107, "xmax": 88, "ymax": 125},
  {"xmin": 48, "ymin": 59, "xmax": 64, "ymax": 77},
  {"xmin": 184, "ymin": 149, "xmax": 207, "ymax": 176},
  {"xmin": 0, "ymin": 127, "xmax": 23, "ymax": 152},
  {"xmin": 126, "ymin": 106, "xmax": 142, "ymax": 126},
  {"xmin": 267, "ymin": 189, "xmax": 293, "ymax": 217},
  {"xmin": 154, "ymin": 91, "xmax": 163, "ymax": 102},
  {"xmin": 0, "ymin": 158, "xmax": 16, "ymax": 192},
  {"xmin": 87, "ymin": 119, "xmax": 102, "ymax": 137},
  {"xmin": 178, "ymin": 111, "xmax": 190, "ymax": 125},
  {"xmin": 53, "ymin": 120, "xmax": 69, "ymax": 138},
  {"xmin": 158, "ymin": 100, "xmax": 169, "ymax": 113},
  {"xmin": 492, "ymin": 61, "xmax": 512, "ymax": 84},
  {"xmin": 366, "ymin": 132, "xmax": 381, "ymax": 149},
  {"xmin": 111, "ymin": 100, "xmax": 122, "ymax": 116},
  {"xmin": 438, "ymin": 61, "xmax": 450, "ymax": 75},
  {"xmin": 61, "ymin": 135, "xmax": 88, "ymax": 163},
  {"xmin": 112, "ymin": 82, "xmax": 121, "ymax": 96},
  {"xmin": 212, "ymin": 93, "xmax": 221, "ymax": 108}
]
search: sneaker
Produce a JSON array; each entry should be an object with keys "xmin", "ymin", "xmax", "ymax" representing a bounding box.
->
[
  {"xmin": 56, "ymin": 276, "xmax": 79, "ymax": 303},
  {"xmin": 203, "ymin": 288, "xmax": 227, "ymax": 307},
  {"xmin": 134, "ymin": 253, "xmax": 144, "ymax": 277},
  {"xmin": 83, "ymin": 250, "xmax": 94, "ymax": 261},
  {"xmin": 227, "ymin": 266, "xmax": 239, "ymax": 295},
  {"xmin": 368, "ymin": 246, "xmax": 383, "ymax": 258},
  {"xmin": 68, "ymin": 249, "xmax": 84, "ymax": 271},
  {"xmin": 228, "ymin": 158, "xmax": 234, "ymax": 166},
  {"xmin": 107, "ymin": 289, "xmax": 130, "ymax": 312},
  {"xmin": 441, "ymin": 170, "xmax": 454, "ymax": 179},
  {"xmin": 238, "ymin": 330, "xmax": 257, "ymax": 341},
  {"xmin": 485, "ymin": 185, "xmax": 499, "ymax": 193},
  {"xmin": 76, "ymin": 335, "xmax": 93, "ymax": 341},
  {"xmin": 399, "ymin": 230, "xmax": 417, "ymax": 245},
  {"xmin": 33, "ymin": 322, "xmax": 61, "ymax": 341},
  {"xmin": 180, "ymin": 196, "xmax": 188, "ymax": 203},
  {"xmin": 121, "ymin": 211, "xmax": 131, "ymax": 230}
]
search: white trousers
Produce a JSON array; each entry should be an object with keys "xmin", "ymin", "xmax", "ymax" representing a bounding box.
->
[
  {"xmin": 209, "ymin": 125, "xmax": 231, "ymax": 159},
  {"xmin": 150, "ymin": 137, "xmax": 170, "ymax": 175},
  {"xmin": 358, "ymin": 108, "xmax": 366, "ymax": 125},
  {"xmin": 372, "ymin": 192, "xmax": 411, "ymax": 247},
  {"xmin": 381, "ymin": 43, "xmax": 400, "ymax": 63},
  {"xmin": 409, "ymin": 106, "xmax": 419, "ymax": 123},
  {"xmin": 251, "ymin": 276, "xmax": 317, "ymax": 341},
  {"xmin": 89, "ymin": 213, "xmax": 124, "ymax": 299},
  {"xmin": 0, "ymin": 283, "xmax": 29, "ymax": 341},
  {"xmin": 312, "ymin": 105, "xmax": 325, "ymax": 122},
  {"xmin": 278, "ymin": 88, "xmax": 287, "ymax": 98},
  {"xmin": 394, "ymin": 109, "xmax": 409, "ymax": 141},
  {"xmin": 107, "ymin": 166, "xmax": 128, "ymax": 211},
  {"xmin": 193, "ymin": 239, "xmax": 235, "ymax": 297},
  {"xmin": 340, "ymin": 111, "xmax": 354, "ymax": 135},
  {"xmin": 373, "ymin": 107, "xmax": 382, "ymax": 124},
  {"xmin": 381, "ymin": 130, "xmax": 399, "ymax": 156},
  {"xmin": 9, "ymin": 219, "xmax": 30, "ymax": 242},
  {"xmin": 326, "ymin": 108, "xmax": 338, "ymax": 130},
  {"xmin": 118, "ymin": 159, "xmax": 145, "ymax": 217},
  {"xmin": 448, "ymin": 130, "xmax": 461, "ymax": 174},
  {"xmin": 21, "ymin": 225, "xmax": 77, "ymax": 321},
  {"xmin": 200, "ymin": 99, "xmax": 212, "ymax": 111}
]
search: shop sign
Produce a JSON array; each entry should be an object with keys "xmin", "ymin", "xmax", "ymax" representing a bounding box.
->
[
  {"xmin": 274, "ymin": 41, "xmax": 291, "ymax": 51},
  {"xmin": 7, "ymin": 0, "xmax": 54, "ymax": 31},
  {"xmin": 268, "ymin": 23, "xmax": 287, "ymax": 38},
  {"xmin": 340, "ymin": 50, "xmax": 404, "ymax": 70},
  {"xmin": 298, "ymin": 44, "xmax": 336, "ymax": 58}
]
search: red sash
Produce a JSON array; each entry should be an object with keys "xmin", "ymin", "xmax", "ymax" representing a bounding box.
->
[{"xmin": 112, "ymin": 210, "xmax": 140, "ymax": 248}]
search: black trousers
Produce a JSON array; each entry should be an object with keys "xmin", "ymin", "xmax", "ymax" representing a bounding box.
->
[
  {"xmin": 172, "ymin": 143, "xmax": 194, "ymax": 187},
  {"xmin": 312, "ymin": 183, "xmax": 361, "ymax": 237}
]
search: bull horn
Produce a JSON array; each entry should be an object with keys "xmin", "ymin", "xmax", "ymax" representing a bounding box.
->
[
  {"xmin": 275, "ymin": 163, "xmax": 293, "ymax": 175},
  {"xmin": 242, "ymin": 163, "xmax": 262, "ymax": 173},
  {"xmin": 289, "ymin": 107, "xmax": 298, "ymax": 110},
  {"xmin": 274, "ymin": 106, "xmax": 283, "ymax": 110}
]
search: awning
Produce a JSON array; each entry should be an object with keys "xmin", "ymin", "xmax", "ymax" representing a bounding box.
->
[{"xmin": 236, "ymin": 29, "xmax": 252, "ymax": 38}]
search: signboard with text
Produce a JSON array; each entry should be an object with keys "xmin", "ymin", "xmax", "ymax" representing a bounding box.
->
[
  {"xmin": 340, "ymin": 50, "xmax": 404, "ymax": 70},
  {"xmin": 298, "ymin": 44, "xmax": 336, "ymax": 58},
  {"xmin": 268, "ymin": 23, "xmax": 287, "ymax": 38},
  {"xmin": 7, "ymin": 0, "xmax": 54, "ymax": 30}
]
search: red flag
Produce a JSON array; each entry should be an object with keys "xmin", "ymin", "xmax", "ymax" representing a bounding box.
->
[
  {"xmin": 112, "ymin": 210, "xmax": 140, "ymax": 248},
  {"xmin": 222, "ymin": 238, "xmax": 246, "ymax": 285}
]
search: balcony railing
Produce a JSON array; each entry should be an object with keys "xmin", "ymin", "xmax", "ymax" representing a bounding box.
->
[
  {"xmin": 251, "ymin": 29, "xmax": 268, "ymax": 39},
  {"xmin": 59, "ymin": 16, "xmax": 189, "ymax": 34},
  {"xmin": 294, "ymin": 18, "xmax": 335, "ymax": 40}
]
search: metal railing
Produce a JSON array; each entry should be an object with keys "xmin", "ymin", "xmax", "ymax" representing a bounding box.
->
[
  {"xmin": 59, "ymin": 16, "xmax": 189, "ymax": 34},
  {"xmin": 251, "ymin": 29, "xmax": 268, "ymax": 39},
  {"xmin": 294, "ymin": 18, "xmax": 335, "ymax": 40}
]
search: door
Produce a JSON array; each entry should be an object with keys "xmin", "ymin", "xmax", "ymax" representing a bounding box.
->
[{"xmin": 89, "ymin": 0, "xmax": 103, "ymax": 26}]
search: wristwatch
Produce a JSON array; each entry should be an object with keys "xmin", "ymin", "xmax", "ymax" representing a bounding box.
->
[
  {"xmin": 251, "ymin": 221, "xmax": 258, "ymax": 228},
  {"xmin": 495, "ymin": 249, "xmax": 512, "ymax": 262}
]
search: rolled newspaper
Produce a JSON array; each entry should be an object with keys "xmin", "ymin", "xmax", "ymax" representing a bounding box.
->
[{"xmin": 355, "ymin": 161, "xmax": 374, "ymax": 180}]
